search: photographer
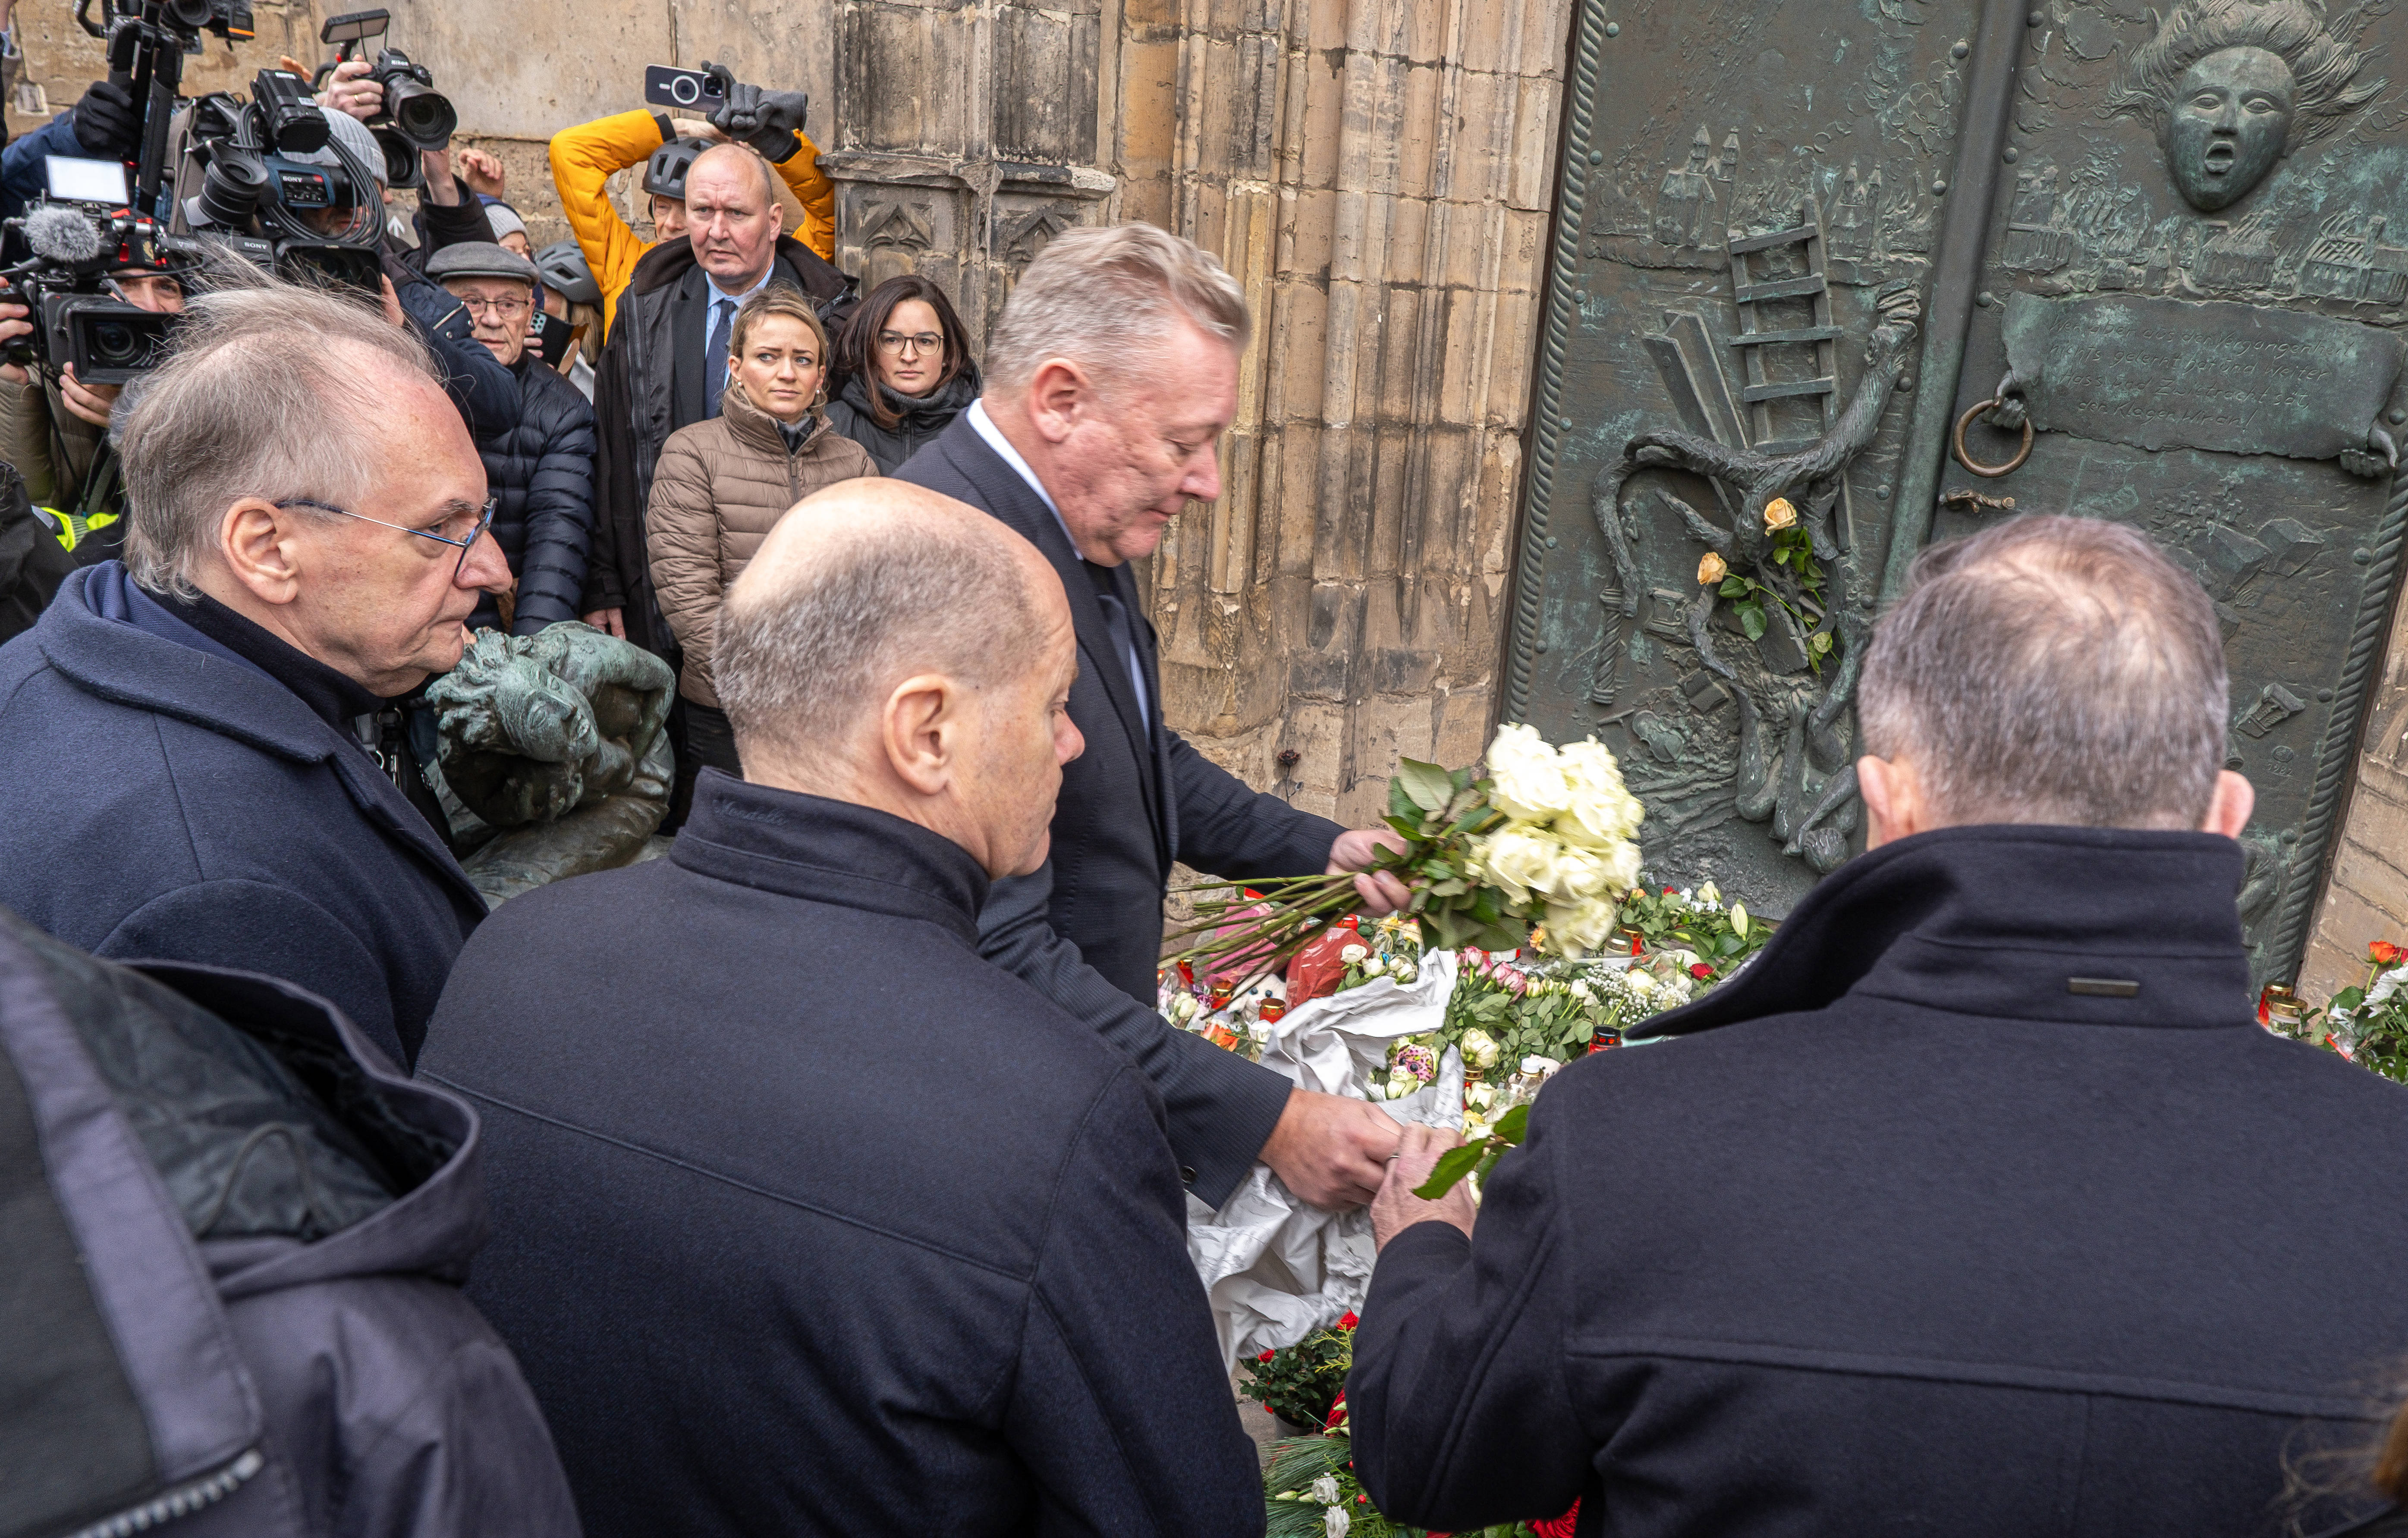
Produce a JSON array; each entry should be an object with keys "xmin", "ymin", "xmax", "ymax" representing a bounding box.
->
[
  {"xmin": 428, "ymin": 242, "xmax": 595, "ymax": 637},
  {"xmin": 549, "ymin": 63, "xmax": 834, "ymax": 330},
  {"xmin": 1, "ymin": 77, "xmax": 141, "ymax": 220},
  {"xmin": 0, "ymin": 260, "xmax": 183, "ymax": 565}
]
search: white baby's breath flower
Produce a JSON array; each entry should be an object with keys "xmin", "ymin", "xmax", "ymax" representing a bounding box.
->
[
  {"xmin": 1484, "ymin": 723, "xmax": 1573, "ymax": 822},
  {"xmin": 1310, "ymin": 1475, "xmax": 1341, "ymax": 1505}
]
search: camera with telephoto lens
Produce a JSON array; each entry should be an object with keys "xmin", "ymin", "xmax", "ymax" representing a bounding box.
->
[{"xmin": 314, "ymin": 11, "xmax": 450, "ymax": 191}]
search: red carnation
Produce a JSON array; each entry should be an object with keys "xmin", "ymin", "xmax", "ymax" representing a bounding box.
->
[
  {"xmin": 1528, "ymin": 1498, "xmax": 1581, "ymax": 1538},
  {"xmin": 1337, "ymin": 1311, "xmax": 1359, "ymax": 1330},
  {"xmin": 2372, "ymin": 940, "xmax": 2405, "ymax": 966},
  {"xmin": 1689, "ymin": 962, "xmax": 1713, "ymax": 979}
]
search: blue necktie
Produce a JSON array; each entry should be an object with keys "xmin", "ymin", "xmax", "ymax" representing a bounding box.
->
[{"xmin": 704, "ymin": 298, "xmax": 734, "ymax": 418}]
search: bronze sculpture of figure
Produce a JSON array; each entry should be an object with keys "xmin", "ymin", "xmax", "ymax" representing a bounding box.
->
[{"xmin": 2104, "ymin": 0, "xmax": 2381, "ymax": 212}]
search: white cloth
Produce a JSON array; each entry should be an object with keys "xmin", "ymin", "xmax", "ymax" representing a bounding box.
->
[{"xmin": 1186, "ymin": 950, "xmax": 1462, "ymax": 1367}]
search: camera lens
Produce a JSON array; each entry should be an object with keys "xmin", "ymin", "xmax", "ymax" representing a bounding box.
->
[
  {"xmin": 198, "ymin": 149, "xmax": 269, "ymax": 227},
  {"xmin": 670, "ymin": 74, "xmax": 700, "ymax": 106},
  {"xmin": 88, "ymin": 320, "xmax": 141, "ymax": 367},
  {"xmin": 384, "ymin": 79, "xmax": 457, "ymax": 149}
]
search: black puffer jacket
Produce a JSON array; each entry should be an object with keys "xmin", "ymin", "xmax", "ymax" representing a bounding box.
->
[
  {"xmin": 471, "ymin": 354, "xmax": 597, "ymax": 636},
  {"xmin": 825, "ymin": 360, "xmax": 981, "ymax": 476}
]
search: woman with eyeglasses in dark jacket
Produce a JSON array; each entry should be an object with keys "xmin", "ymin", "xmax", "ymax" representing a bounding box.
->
[{"xmin": 824, "ymin": 273, "xmax": 981, "ymax": 475}]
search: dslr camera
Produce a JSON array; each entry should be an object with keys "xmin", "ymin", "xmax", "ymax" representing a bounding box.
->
[{"xmin": 319, "ymin": 9, "xmax": 453, "ymax": 190}]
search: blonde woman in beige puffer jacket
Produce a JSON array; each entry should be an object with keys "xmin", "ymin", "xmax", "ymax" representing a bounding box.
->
[{"xmin": 648, "ymin": 287, "xmax": 878, "ymax": 787}]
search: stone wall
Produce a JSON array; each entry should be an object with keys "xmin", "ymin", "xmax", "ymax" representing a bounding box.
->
[{"xmin": 12, "ymin": 0, "xmax": 1574, "ymax": 829}]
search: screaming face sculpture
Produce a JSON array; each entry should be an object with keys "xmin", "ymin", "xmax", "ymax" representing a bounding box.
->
[
  {"xmin": 2169, "ymin": 45, "xmax": 2298, "ymax": 209},
  {"xmin": 2104, "ymin": 0, "xmax": 2380, "ymax": 213}
]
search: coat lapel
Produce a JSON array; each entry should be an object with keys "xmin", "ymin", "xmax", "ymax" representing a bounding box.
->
[{"xmin": 669, "ymin": 266, "xmax": 710, "ymax": 430}]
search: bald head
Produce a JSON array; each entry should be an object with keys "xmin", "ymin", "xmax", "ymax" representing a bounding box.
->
[
  {"xmin": 684, "ymin": 143, "xmax": 785, "ymax": 291},
  {"xmin": 717, "ymin": 481, "xmax": 1083, "ymax": 875}
]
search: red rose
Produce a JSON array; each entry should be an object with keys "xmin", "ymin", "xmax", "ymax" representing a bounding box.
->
[
  {"xmin": 2372, "ymin": 940, "xmax": 2405, "ymax": 966},
  {"xmin": 1257, "ymin": 1350, "xmax": 1275, "ymax": 1362},
  {"xmin": 1529, "ymin": 1498, "xmax": 1581, "ymax": 1538},
  {"xmin": 1337, "ymin": 1311, "xmax": 1359, "ymax": 1330},
  {"xmin": 1689, "ymin": 962, "xmax": 1713, "ymax": 979}
]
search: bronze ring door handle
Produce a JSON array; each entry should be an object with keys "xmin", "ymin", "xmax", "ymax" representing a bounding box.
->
[{"xmin": 1952, "ymin": 395, "xmax": 2034, "ymax": 479}]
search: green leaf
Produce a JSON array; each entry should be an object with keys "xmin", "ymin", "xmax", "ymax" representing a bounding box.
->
[
  {"xmin": 1395, "ymin": 759, "xmax": 1455, "ymax": 814},
  {"xmin": 1425, "ymin": 877, "xmax": 1470, "ymax": 896},
  {"xmin": 1738, "ymin": 604, "xmax": 1767, "ymax": 642},
  {"xmin": 1387, "ymin": 778, "xmax": 1419, "ymax": 820},
  {"xmin": 1383, "ymin": 814, "xmax": 1426, "ymax": 843},
  {"xmin": 1450, "ymin": 766, "xmax": 1474, "ymax": 795},
  {"xmin": 1491, "ymin": 1102, "xmax": 1531, "ymax": 1143},
  {"xmin": 1809, "ymin": 630, "xmax": 1833, "ymax": 656},
  {"xmin": 1413, "ymin": 1141, "xmax": 1488, "ymax": 1199},
  {"xmin": 1718, "ymin": 576, "xmax": 1748, "ymax": 597}
]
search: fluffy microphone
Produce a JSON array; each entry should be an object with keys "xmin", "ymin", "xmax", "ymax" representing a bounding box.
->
[{"xmin": 23, "ymin": 205, "xmax": 104, "ymax": 265}]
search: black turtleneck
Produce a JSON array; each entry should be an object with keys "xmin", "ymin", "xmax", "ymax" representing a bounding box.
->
[
  {"xmin": 160, "ymin": 589, "xmax": 459, "ymax": 851},
  {"xmin": 162, "ymin": 590, "xmax": 387, "ymax": 730}
]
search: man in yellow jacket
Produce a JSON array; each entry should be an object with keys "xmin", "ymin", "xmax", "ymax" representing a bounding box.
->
[{"xmin": 551, "ymin": 65, "xmax": 835, "ymax": 332}]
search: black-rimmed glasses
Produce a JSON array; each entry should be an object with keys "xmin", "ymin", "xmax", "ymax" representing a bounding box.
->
[{"xmin": 276, "ymin": 496, "xmax": 498, "ymax": 579}]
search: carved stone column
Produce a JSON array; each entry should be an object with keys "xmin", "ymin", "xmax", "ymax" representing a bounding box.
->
[{"xmin": 824, "ymin": 0, "xmax": 1121, "ymax": 342}]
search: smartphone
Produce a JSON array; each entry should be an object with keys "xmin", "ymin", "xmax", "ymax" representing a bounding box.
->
[{"xmin": 644, "ymin": 65, "xmax": 724, "ymax": 112}]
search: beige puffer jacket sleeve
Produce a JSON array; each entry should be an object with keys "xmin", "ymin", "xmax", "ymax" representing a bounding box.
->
[{"xmin": 645, "ymin": 423, "xmax": 729, "ymax": 706}]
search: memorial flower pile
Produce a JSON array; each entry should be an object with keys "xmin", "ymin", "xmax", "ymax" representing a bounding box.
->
[
  {"xmin": 2304, "ymin": 939, "xmax": 2408, "ymax": 1083},
  {"xmin": 1167, "ymin": 725, "xmax": 1646, "ymax": 988}
]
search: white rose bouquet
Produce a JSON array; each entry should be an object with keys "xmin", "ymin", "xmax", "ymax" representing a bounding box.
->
[{"xmin": 1170, "ymin": 725, "xmax": 1646, "ymax": 985}]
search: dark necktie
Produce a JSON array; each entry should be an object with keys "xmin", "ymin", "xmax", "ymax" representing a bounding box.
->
[
  {"xmin": 704, "ymin": 297, "xmax": 734, "ymax": 418},
  {"xmin": 1085, "ymin": 563, "xmax": 1149, "ymax": 734}
]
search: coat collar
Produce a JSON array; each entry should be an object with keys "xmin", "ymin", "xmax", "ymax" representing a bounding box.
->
[
  {"xmin": 670, "ymin": 770, "xmax": 991, "ymax": 945},
  {"xmin": 1648, "ymin": 824, "xmax": 2255, "ymax": 1036},
  {"xmin": 34, "ymin": 567, "xmax": 484, "ymax": 914},
  {"xmin": 718, "ymin": 382, "xmax": 829, "ymax": 458}
]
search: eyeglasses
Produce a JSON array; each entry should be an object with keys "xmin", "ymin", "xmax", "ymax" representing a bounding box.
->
[
  {"xmin": 277, "ymin": 496, "xmax": 498, "ymax": 579},
  {"xmin": 456, "ymin": 295, "xmax": 530, "ymax": 318},
  {"xmin": 877, "ymin": 330, "xmax": 944, "ymax": 357}
]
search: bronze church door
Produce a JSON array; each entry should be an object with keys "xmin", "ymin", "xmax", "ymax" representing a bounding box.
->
[{"xmin": 1507, "ymin": 0, "xmax": 2408, "ymax": 984}]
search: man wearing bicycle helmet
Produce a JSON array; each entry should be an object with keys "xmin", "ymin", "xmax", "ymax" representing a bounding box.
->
[{"xmin": 548, "ymin": 63, "xmax": 835, "ymax": 330}]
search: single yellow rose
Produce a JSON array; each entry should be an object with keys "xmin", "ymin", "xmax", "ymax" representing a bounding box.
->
[
  {"xmin": 1698, "ymin": 551, "xmax": 1728, "ymax": 585},
  {"xmin": 1763, "ymin": 497, "xmax": 1798, "ymax": 533}
]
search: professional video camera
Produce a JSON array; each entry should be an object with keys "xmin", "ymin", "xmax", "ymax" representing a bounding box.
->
[
  {"xmin": 175, "ymin": 66, "xmax": 383, "ymax": 292},
  {"xmin": 319, "ymin": 9, "xmax": 453, "ymax": 191}
]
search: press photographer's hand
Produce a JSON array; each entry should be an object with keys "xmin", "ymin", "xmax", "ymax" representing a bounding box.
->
[
  {"xmin": 0, "ymin": 287, "xmax": 31, "ymax": 387},
  {"xmin": 57, "ymin": 365, "xmax": 119, "ymax": 430},
  {"xmin": 317, "ymin": 58, "xmax": 382, "ymax": 122}
]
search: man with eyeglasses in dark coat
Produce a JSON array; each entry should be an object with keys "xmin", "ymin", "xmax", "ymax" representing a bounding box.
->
[{"xmin": 0, "ymin": 282, "xmax": 507, "ymax": 1070}]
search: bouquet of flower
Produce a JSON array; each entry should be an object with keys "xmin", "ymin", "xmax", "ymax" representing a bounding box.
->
[
  {"xmin": 2304, "ymin": 940, "xmax": 2408, "ymax": 1082},
  {"xmin": 1614, "ymin": 880, "xmax": 1766, "ymax": 984},
  {"xmin": 1171, "ymin": 725, "xmax": 1645, "ymax": 987}
]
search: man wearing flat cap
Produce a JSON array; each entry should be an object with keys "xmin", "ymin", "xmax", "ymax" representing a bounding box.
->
[{"xmin": 430, "ymin": 241, "xmax": 597, "ymax": 637}]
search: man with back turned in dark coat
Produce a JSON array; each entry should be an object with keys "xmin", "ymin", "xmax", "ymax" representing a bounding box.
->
[
  {"xmin": 895, "ymin": 223, "xmax": 1411, "ymax": 1212},
  {"xmin": 417, "ymin": 479, "xmax": 1261, "ymax": 1538},
  {"xmin": 1351, "ymin": 515, "xmax": 2408, "ymax": 1538}
]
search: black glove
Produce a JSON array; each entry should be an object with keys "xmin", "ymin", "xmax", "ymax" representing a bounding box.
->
[
  {"xmin": 703, "ymin": 62, "xmax": 806, "ymax": 163},
  {"xmin": 72, "ymin": 79, "xmax": 140, "ymax": 162}
]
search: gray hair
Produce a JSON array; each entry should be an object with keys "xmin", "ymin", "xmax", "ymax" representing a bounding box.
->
[
  {"xmin": 714, "ymin": 509, "xmax": 1041, "ymax": 764},
  {"xmin": 983, "ymin": 223, "xmax": 1249, "ymax": 394},
  {"xmin": 120, "ymin": 279, "xmax": 443, "ymax": 600},
  {"xmin": 1858, "ymin": 514, "xmax": 2229, "ymax": 830}
]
